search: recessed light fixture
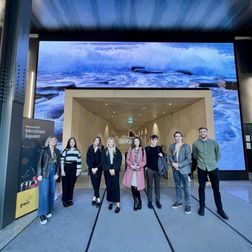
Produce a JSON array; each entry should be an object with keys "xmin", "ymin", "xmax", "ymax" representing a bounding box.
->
[
  {"xmin": 113, "ymin": 111, "xmax": 116, "ymax": 114},
  {"xmin": 162, "ymin": 111, "xmax": 166, "ymax": 114},
  {"xmin": 105, "ymin": 103, "xmax": 108, "ymax": 106},
  {"xmin": 169, "ymin": 103, "xmax": 172, "ymax": 106}
]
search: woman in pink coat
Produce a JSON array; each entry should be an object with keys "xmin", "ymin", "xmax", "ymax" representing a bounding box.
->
[{"xmin": 122, "ymin": 137, "xmax": 146, "ymax": 210}]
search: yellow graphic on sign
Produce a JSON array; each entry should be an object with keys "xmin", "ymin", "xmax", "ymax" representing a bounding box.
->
[{"xmin": 15, "ymin": 187, "xmax": 38, "ymax": 218}]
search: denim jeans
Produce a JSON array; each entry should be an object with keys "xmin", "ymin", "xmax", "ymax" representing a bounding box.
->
[
  {"xmin": 173, "ymin": 170, "xmax": 191, "ymax": 206},
  {"xmin": 38, "ymin": 164, "xmax": 56, "ymax": 216}
]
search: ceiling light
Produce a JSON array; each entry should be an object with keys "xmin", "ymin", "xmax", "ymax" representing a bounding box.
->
[
  {"xmin": 105, "ymin": 103, "xmax": 108, "ymax": 106},
  {"xmin": 169, "ymin": 103, "xmax": 172, "ymax": 106},
  {"xmin": 113, "ymin": 111, "xmax": 116, "ymax": 114},
  {"xmin": 162, "ymin": 111, "xmax": 166, "ymax": 114},
  {"xmin": 128, "ymin": 116, "xmax": 133, "ymax": 124}
]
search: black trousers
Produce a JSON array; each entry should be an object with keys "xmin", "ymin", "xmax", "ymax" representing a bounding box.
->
[
  {"xmin": 90, "ymin": 169, "xmax": 102, "ymax": 198},
  {"xmin": 104, "ymin": 171, "xmax": 120, "ymax": 202},
  {"xmin": 197, "ymin": 167, "xmax": 223, "ymax": 211},
  {"xmin": 146, "ymin": 168, "xmax": 161, "ymax": 203},
  {"xmin": 62, "ymin": 163, "xmax": 77, "ymax": 202}
]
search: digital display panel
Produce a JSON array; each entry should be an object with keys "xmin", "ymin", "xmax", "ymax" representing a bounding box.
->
[{"xmin": 35, "ymin": 41, "xmax": 245, "ymax": 171}]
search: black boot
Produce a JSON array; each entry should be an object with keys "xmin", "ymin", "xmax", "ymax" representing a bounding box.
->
[
  {"xmin": 131, "ymin": 186, "xmax": 138, "ymax": 211},
  {"xmin": 137, "ymin": 195, "xmax": 142, "ymax": 210}
]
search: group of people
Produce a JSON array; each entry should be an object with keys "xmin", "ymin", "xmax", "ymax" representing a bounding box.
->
[{"xmin": 36, "ymin": 126, "xmax": 228, "ymax": 225}]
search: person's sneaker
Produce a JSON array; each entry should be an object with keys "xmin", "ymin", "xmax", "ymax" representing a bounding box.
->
[
  {"xmin": 198, "ymin": 207, "xmax": 205, "ymax": 216},
  {"xmin": 92, "ymin": 200, "xmax": 96, "ymax": 206},
  {"xmin": 46, "ymin": 212, "xmax": 52, "ymax": 218},
  {"xmin": 148, "ymin": 202, "xmax": 153, "ymax": 209},
  {"xmin": 68, "ymin": 200, "xmax": 73, "ymax": 206},
  {"xmin": 206, "ymin": 181, "xmax": 212, "ymax": 187},
  {"xmin": 156, "ymin": 201, "xmax": 162, "ymax": 209},
  {"xmin": 40, "ymin": 215, "xmax": 47, "ymax": 225},
  {"xmin": 185, "ymin": 205, "xmax": 191, "ymax": 214},
  {"xmin": 217, "ymin": 210, "xmax": 229, "ymax": 220},
  {"xmin": 108, "ymin": 203, "xmax": 113, "ymax": 210},
  {"xmin": 172, "ymin": 202, "xmax": 183, "ymax": 208}
]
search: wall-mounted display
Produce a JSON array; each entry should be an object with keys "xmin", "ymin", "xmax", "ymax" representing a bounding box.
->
[{"xmin": 35, "ymin": 41, "xmax": 245, "ymax": 171}]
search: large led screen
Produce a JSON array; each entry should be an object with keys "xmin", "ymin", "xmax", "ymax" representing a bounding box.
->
[{"xmin": 35, "ymin": 41, "xmax": 245, "ymax": 171}]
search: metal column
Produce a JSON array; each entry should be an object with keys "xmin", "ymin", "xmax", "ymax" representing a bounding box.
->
[{"xmin": 0, "ymin": 0, "xmax": 32, "ymax": 229}]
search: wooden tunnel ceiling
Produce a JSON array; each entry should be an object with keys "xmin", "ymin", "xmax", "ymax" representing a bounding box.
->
[
  {"xmin": 75, "ymin": 97, "xmax": 201, "ymax": 131},
  {"xmin": 30, "ymin": 0, "xmax": 252, "ymax": 38}
]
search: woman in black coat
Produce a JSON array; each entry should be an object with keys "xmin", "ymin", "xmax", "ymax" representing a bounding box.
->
[
  {"xmin": 86, "ymin": 136, "xmax": 104, "ymax": 207},
  {"xmin": 101, "ymin": 137, "xmax": 122, "ymax": 213}
]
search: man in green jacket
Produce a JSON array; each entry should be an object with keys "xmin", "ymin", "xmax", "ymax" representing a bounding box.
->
[{"xmin": 192, "ymin": 127, "xmax": 228, "ymax": 220}]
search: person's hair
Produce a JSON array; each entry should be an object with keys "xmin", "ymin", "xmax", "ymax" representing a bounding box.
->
[
  {"xmin": 45, "ymin": 136, "xmax": 58, "ymax": 147},
  {"xmin": 93, "ymin": 136, "xmax": 102, "ymax": 148},
  {"xmin": 106, "ymin": 137, "xmax": 116, "ymax": 155},
  {"xmin": 131, "ymin": 136, "xmax": 142, "ymax": 149},
  {"xmin": 173, "ymin": 131, "xmax": 183, "ymax": 138},
  {"xmin": 65, "ymin": 137, "xmax": 78, "ymax": 149},
  {"xmin": 150, "ymin": 134, "xmax": 158, "ymax": 140},
  {"xmin": 198, "ymin": 127, "xmax": 208, "ymax": 132}
]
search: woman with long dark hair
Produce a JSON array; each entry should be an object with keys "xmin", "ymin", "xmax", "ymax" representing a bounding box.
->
[
  {"xmin": 122, "ymin": 137, "xmax": 146, "ymax": 210},
  {"xmin": 86, "ymin": 136, "xmax": 104, "ymax": 207},
  {"xmin": 37, "ymin": 136, "xmax": 61, "ymax": 224},
  {"xmin": 101, "ymin": 137, "xmax": 122, "ymax": 213},
  {"xmin": 61, "ymin": 137, "xmax": 82, "ymax": 207}
]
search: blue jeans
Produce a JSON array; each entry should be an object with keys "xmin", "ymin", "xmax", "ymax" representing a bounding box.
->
[
  {"xmin": 38, "ymin": 164, "xmax": 56, "ymax": 216},
  {"xmin": 173, "ymin": 170, "xmax": 191, "ymax": 206}
]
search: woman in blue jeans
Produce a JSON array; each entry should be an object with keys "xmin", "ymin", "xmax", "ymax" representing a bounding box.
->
[
  {"xmin": 168, "ymin": 131, "xmax": 192, "ymax": 214},
  {"xmin": 37, "ymin": 136, "xmax": 60, "ymax": 224}
]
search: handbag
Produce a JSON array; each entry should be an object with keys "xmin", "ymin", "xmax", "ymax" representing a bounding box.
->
[{"xmin": 158, "ymin": 156, "xmax": 168, "ymax": 176}]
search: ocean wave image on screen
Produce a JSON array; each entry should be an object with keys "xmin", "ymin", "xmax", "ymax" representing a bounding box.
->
[{"xmin": 35, "ymin": 42, "xmax": 245, "ymax": 171}]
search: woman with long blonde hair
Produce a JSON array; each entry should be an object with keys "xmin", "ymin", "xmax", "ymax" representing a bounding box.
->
[
  {"xmin": 101, "ymin": 137, "xmax": 122, "ymax": 213},
  {"xmin": 37, "ymin": 136, "xmax": 60, "ymax": 224}
]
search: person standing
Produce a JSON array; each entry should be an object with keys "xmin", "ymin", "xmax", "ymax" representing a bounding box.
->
[
  {"xmin": 37, "ymin": 136, "xmax": 61, "ymax": 224},
  {"xmin": 168, "ymin": 131, "xmax": 192, "ymax": 214},
  {"xmin": 86, "ymin": 136, "xmax": 104, "ymax": 207},
  {"xmin": 101, "ymin": 137, "xmax": 122, "ymax": 213},
  {"xmin": 192, "ymin": 127, "xmax": 228, "ymax": 220},
  {"xmin": 122, "ymin": 137, "xmax": 146, "ymax": 210},
  {"xmin": 61, "ymin": 137, "xmax": 82, "ymax": 207},
  {"xmin": 145, "ymin": 135, "xmax": 163, "ymax": 209}
]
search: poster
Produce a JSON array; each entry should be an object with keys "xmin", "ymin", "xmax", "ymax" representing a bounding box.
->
[{"xmin": 15, "ymin": 118, "xmax": 54, "ymax": 218}]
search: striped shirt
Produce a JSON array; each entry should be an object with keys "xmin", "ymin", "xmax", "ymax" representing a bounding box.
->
[{"xmin": 61, "ymin": 148, "xmax": 82, "ymax": 171}]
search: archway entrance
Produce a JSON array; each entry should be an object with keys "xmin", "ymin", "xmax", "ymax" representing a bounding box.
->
[{"xmin": 63, "ymin": 89, "xmax": 214, "ymax": 188}]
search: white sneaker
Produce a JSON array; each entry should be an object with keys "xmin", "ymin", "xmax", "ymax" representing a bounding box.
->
[
  {"xmin": 46, "ymin": 212, "xmax": 52, "ymax": 218},
  {"xmin": 40, "ymin": 215, "xmax": 47, "ymax": 225},
  {"xmin": 206, "ymin": 181, "xmax": 211, "ymax": 187}
]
